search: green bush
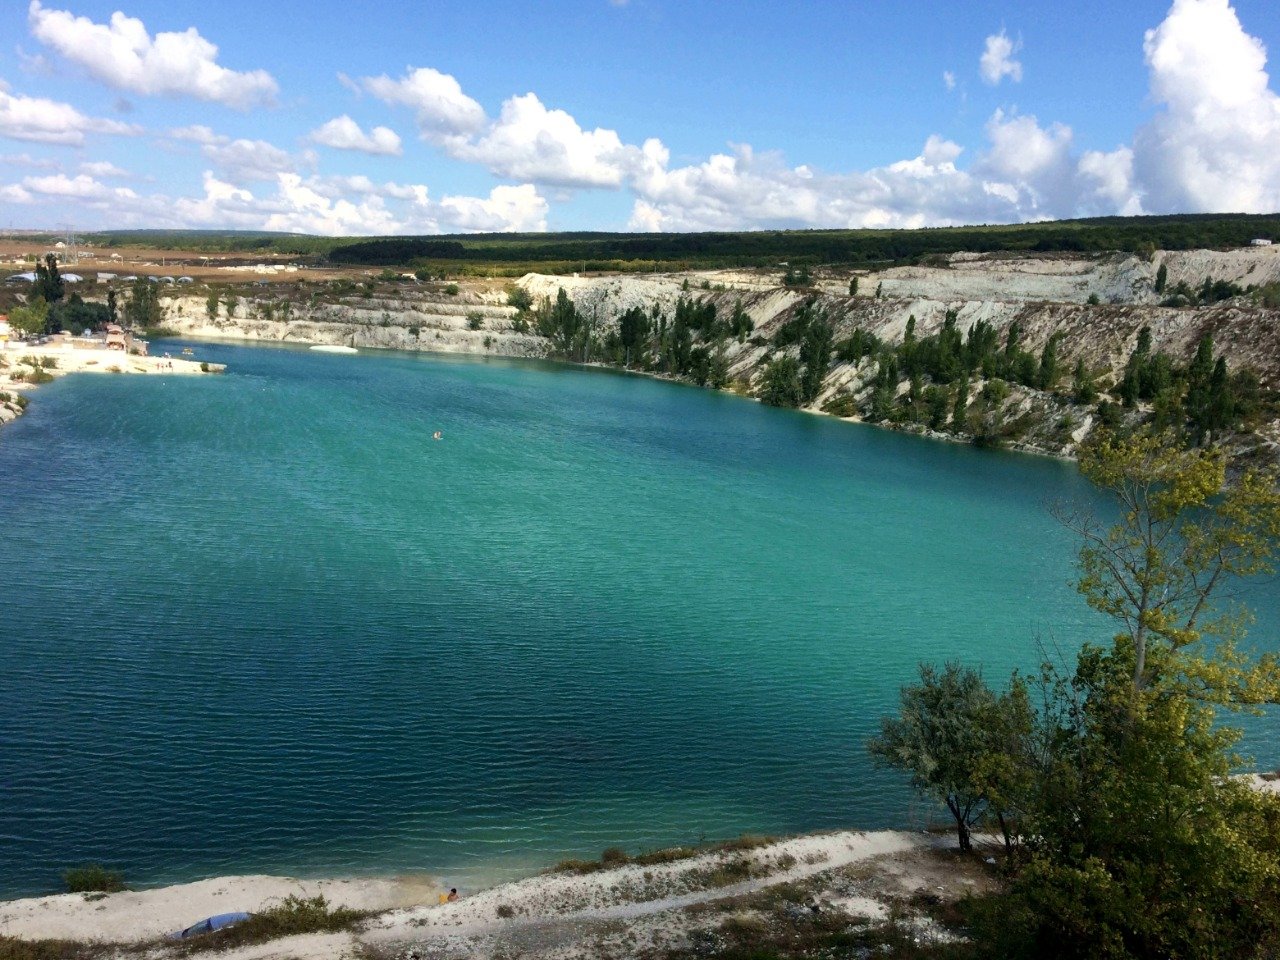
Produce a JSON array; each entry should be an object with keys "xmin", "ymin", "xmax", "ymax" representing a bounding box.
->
[
  {"xmin": 444, "ymin": 284, "xmax": 460, "ymax": 296},
  {"xmin": 24, "ymin": 369, "xmax": 54, "ymax": 385},
  {"xmin": 62, "ymin": 864, "xmax": 125, "ymax": 893},
  {"xmin": 466, "ymin": 311, "xmax": 484, "ymax": 330},
  {"xmin": 199, "ymin": 362, "xmax": 209, "ymax": 372},
  {"xmin": 177, "ymin": 896, "xmax": 364, "ymax": 953}
]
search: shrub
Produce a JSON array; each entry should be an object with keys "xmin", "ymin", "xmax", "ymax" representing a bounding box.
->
[
  {"xmin": 199, "ymin": 362, "xmax": 209, "ymax": 372},
  {"xmin": 496, "ymin": 904, "xmax": 515, "ymax": 919},
  {"xmin": 444, "ymin": 284, "xmax": 460, "ymax": 296},
  {"xmin": 24, "ymin": 369, "xmax": 54, "ymax": 385},
  {"xmin": 177, "ymin": 896, "xmax": 364, "ymax": 953},
  {"xmin": 62, "ymin": 864, "xmax": 125, "ymax": 894},
  {"xmin": 601, "ymin": 846, "xmax": 630, "ymax": 866},
  {"xmin": 0, "ymin": 936, "xmax": 94, "ymax": 960},
  {"xmin": 466, "ymin": 311, "xmax": 484, "ymax": 330}
]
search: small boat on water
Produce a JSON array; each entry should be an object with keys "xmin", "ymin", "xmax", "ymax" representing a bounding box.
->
[
  {"xmin": 181, "ymin": 348, "xmax": 194, "ymax": 356},
  {"xmin": 309, "ymin": 345, "xmax": 358, "ymax": 354}
]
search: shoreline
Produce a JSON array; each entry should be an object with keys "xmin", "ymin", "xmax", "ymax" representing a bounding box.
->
[
  {"xmin": 0, "ymin": 344, "xmax": 225, "ymax": 430},
  {"xmin": 0, "ymin": 829, "xmax": 980, "ymax": 956}
]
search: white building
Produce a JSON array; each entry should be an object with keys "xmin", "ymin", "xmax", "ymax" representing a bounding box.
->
[{"xmin": 1251, "ymin": 238, "xmax": 1273, "ymax": 246}]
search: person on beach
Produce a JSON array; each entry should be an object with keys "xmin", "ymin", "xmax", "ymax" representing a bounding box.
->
[{"xmin": 447, "ymin": 888, "xmax": 458, "ymax": 902}]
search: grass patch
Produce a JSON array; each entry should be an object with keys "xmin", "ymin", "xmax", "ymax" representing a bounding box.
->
[
  {"xmin": 62, "ymin": 864, "xmax": 125, "ymax": 894},
  {"xmin": 173, "ymin": 896, "xmax": 367, "ymax": 954},
  {"xmin": 0, "ymin": 938, "xmax": 96, "ymax": 960},
  {"xmin": 550, "ymin": 834, "xmax": 780, "ymax": 876}
]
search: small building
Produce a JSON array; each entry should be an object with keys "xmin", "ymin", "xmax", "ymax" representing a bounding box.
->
[
  {"xmin": 105, "ymin": 324, "xmax": 127, "ymax": 350},
  {"xmin": 5, "ymin": 272, "xmax": 36, "ymax": 284},
  {"xmin": 1251, "ymin": 238, "xmax": 1273, "ymax": 247},
  {"xmin": 62, "ymin": 273, "xmax": 84, "ymax": 283}
]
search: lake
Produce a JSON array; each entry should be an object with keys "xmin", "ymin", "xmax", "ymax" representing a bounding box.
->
[{"xmin": 1, "ymin": 339, "xmax": 1275, "ymax": 897}]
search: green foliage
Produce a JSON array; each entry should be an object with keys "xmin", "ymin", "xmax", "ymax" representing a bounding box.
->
[
  {"xmin": 506, "ymin": 285, "xmax": 533, "ymax": 312},
  {"xmin": 618, "ymin": 305, "xmax": 650, "ymax": 367},
  {"xmin": 124, "ymin": 279, "xmax": 164, "ymax": 330},
  {"xmin": 205, "ymin": 292, "xmax": 219, "ymax": 319},
  {"xmin": 49, "ymin": 296, "xmax": 110, "ymax": 334},
  {"xmin": 466, "ymin": 311, "xmax": 484, "ymax": 331},
  {"xmin": 33, "ymin": 254, "xmax": 64, "ymax": 304},
  {"xmin": 848, "ymin": 276, "xmax": 859, "ymax": 296},
  {"xmin": 1154, "ymin": 263, "xmax": 1168, "ymax": 293},
  {"xmin": 1071, "ymin": 359, "xmax": 1097, "ymax": 404},
  {"xmin": 8, "ymin": 299, "xmax": 50, "ymax": 337},
  {"xmin": 443, "ymin": 283, "xmax": 459, "ymax": 296},
  {"xmin": 781, "ymin": 264, "xmax": 812, "ymax": 287},
  {"xmin": 869, "ymin": 664, "xmax": 1033, "ymax": 852},
  {"xmin": 177, "ymin": 896, "xmax": 365, "ymax": 953},
  {"xmin": 62, "ymin": 863, "xmax": 125, "ymax": 893},
  {"xmin": 758, "ymin": 356, "xmax": 804, "ymax": 408},
  {"xmin": 798, "ymin": 314, "xmax": 833, "ymax": 404},
  {"xmin": 0, "ymin": 937, "xmax": 94, "ymax": 960}
]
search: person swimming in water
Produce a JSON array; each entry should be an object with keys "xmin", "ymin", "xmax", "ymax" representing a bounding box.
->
[{"xmin": 432, "ymin": 431, "xmax": 442, "ymax": 441}]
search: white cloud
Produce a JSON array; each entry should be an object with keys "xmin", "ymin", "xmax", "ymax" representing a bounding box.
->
[
  {"xmin": 943, "ymin": 70, "xmax": 957, "ymax": 91},
  {"xmin": 1133, "ymin": 0, "xmax": 1280, "ymax": 213},
  {"xmin": 0, "ymin": 86, "xmax": 139, "ymax": 145},
  {"xmin": 360, "ymin": 67, "xmax": 486, "ymax": 143},
  {"xmin": 0, "ymin": 151, "xmax": 57, "ymax": 169},
  {"xmin": 80, "ymin": 160, "xmax": 130, "ymax": 178},
  {"xmin": 164, "ymin": 126, "xmax": 311, "ymax": 185},
  {"xmin": 414, "ymin": 183, "xmax": 549, "ymax": 233},
  {"xmin": 27, "ymin": 1, "xmax": 278, "ymax": 109},
  {"xmin": 308, "ymin": 115, "xmax": 402, "ymax": 156},
  {"xmin": 454, "ymin": 93, "xmax": 643, "ymax": 187},
  {"xmin": 980, "ymin": 31, "xmax": 1023, "ymax": 85}
]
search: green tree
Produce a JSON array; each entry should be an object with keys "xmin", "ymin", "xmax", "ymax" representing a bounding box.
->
[
  {"xmin": 758, "ymin": 356, "xmax": 804, "ymax": 408},
  {"xmin": 618, "ymin": 306, "xmax": 649, "ymax": 368},
  {"xmin": 33, "ymin": 253, "xmax": 64, "ymax": 304},
  {"xmin": 1071, "ymin": 358, "xmax": 1097, "ymax": 404},
  {"xmin": 1037, "ymin": 334, "xmax": 1061, "ymax": 391},
  {"xmin": 951, "ymin": 376, "xmax": 970, "ymax": 432},
  {"xmin": 848, "ymin": 276, "xmax": 859, "ymax": 297},
  {"xmin": 1154, "ymin": 263, "xmax": 1168, "ymax": 293},
  {"xmin": 205, "ymin": 292, "xmax": 219, "ymax": 319},
  {"xmin": 8, "ymin": 298, "xmax": 50, "ymax": 337},
  {"xmin": 106, "ymin": 287, "xmax": 118, "ymax": 325},
  {"xmin": 124, "ymin": 279, "xmax": 163, "ymax": 330},
  {"xmin": 506, "ymin": 285, "xmax": 533, "ymax": 313},
  {"xmin": 798, "ymin": 317, "xmax": 833, "ymax": 404},
  {"xmin": 869, "ymin": 663, "xmax": 1032, "ymax": 852}
]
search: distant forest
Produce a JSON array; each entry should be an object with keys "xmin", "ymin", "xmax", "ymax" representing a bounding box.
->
[{"xmin": 71, "ymin": 213, "xmax": 1280, "ymax": 273}]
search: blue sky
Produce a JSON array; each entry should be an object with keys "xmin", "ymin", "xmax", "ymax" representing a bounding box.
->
[{"xmin": 1, "ymin": 0, "xmax": 1278, "ymax": 234}]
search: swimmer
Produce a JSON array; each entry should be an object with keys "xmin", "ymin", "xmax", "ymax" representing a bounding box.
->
[{"xmin": 432, "ymin": 431, "xmax": 442, "ymax": 441}]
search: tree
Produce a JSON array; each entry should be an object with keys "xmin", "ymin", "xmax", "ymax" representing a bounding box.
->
[
  {"xmin": 205, "ymin": 293, "xmax": 219, "ymax": 319},
  {"xmin": 1071, "ymin": 358, "xmax": 1097, "ymax": 404},
  {"xmin": 951, "ymin": 376, "xmax": 970, "ymax": 432},
  {"xmin": 124, "ymin": 279, "xmax": 164, "ymax": 330},
  {"xmin": 8, "ymin": 298, "xmax": 50, "ymax": 337},
  {"xmin": 618, "ymin": 306, "xmax": 649, "ymax": 368},
  {"xmin": 848, "ymin": 276, "xmax": 859, "ymax": 297},
  {"xmin": 1037, "ymin": 334, "xmax": 1061, "ymax": 391},
  {"xmin": 33, "ymin": 253, "xmax": 64, "ymax": 304},
  {"xmin": 106, "ymin": 287, "xmax": 118, "ymax": 325},
  {"xmin": 798, "ymin": 316, "xmax": 833, "ymax": 404},
  {"xmin": 869, "ymin": 663, "xmax": 1032, "ymax": 852},
  {"xmin": 1060, "ymin": 431, "xmax": 1280, "ymax": 698},
  {"xmin": 1154, "ymin": 263, "xmax": 1168, "ymax": 294},
  {"xmin": 506, "ymin": 286, "xmax": 533, "ymax": 313},
  {"xmin": 758, "ymin": 356, "xmax": 803, "ymax": 408}
]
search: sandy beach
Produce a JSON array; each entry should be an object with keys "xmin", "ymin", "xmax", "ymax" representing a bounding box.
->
[
  {"xmin": 0, "ymin": 344, "xmax": 224, "ymax": 427},
  {"xmin": 0, "ymin": 830, "xmax": 991, "ymax": 960}
]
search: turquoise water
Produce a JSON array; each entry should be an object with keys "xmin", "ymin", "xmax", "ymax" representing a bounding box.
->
[{"xmin": 1, "ymin": 340, "xmax": 1276, "ymax": 898}]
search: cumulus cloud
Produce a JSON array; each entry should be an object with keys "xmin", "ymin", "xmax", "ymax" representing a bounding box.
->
[
  {"xmin": 943, "ymin": 70, "xmax": 957, "ymax": 91},
  {"xmin": 308, "ymin": 115, "xmax": 403, "ymax": 156},
  {"xmin": 164, "ymin": 126, "xmax": 312, "ymax": 185},
  {"xmin": 453, "ymin": 93, "xmax": 643, "ymax": 187},
  {"xmin": 0, "ymin": 86, "xmax": 139, "ymax": 145},
  {"xmin": 1133, "ymin": 0, "xmax": 1280, "ymax": 212},
  {"xmin": 361, "ymin": 67, "xmax": 644, "ymax": 189},
  {"xmin": 360, "ymin": 67, "xmax": 486, "ymax": 143},
  {"xmin": 28, "ymin": 1, "xmax": 278, "ymax": 109},
  {"xmin": 980, "ymin": 30, "xmax": 1023, "ymax": 85}
]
